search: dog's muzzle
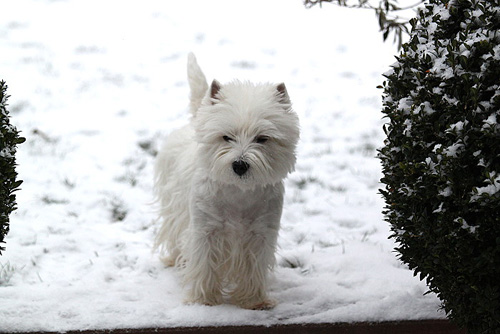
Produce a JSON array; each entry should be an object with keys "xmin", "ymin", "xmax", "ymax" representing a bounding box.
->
[{"xmin": 232, "ymin": 160, "xmax": 249, "ymax": 176}]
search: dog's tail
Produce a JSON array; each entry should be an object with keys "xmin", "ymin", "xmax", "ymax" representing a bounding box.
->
[{"xmin": 187, "ymin": 52, "xmax": 209, "ymax": 115}]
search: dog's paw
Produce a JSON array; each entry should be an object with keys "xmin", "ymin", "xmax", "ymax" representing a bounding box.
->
[
  {"xmin": 184, "ymin": 297, "xmax": 223, "ymax": 307},
  {"xmin": 243, "ymin": 299, "xmax": 277, "ymax": 310},
  {"xmin": 160, "ymin": 255, "xmax": 176, "ymax": 267},
  {"xmin": 184, "ymin": 290, "xmax": 224, "ymax": 307}
]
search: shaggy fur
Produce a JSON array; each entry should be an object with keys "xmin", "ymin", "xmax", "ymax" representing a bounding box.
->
[{"xmin": 154, "ymin": 53, "xmax": 299, "ymax": 309}]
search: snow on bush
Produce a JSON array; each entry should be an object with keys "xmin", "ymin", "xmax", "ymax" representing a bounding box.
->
[
  {"xmin": 379, "ymin": 0, "xmax": 500, "ymax": 333},
  {"xmin": 0, "ymin": 81, "xmax": 25, "ymax": 255}
]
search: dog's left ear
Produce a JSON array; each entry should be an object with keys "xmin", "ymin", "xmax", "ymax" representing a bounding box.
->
[
  {"xmin": 276, "ymin": 83, "xmax": 291, "ymax": 105},
  {"xmin": 210, "ymin": 79, "xmax": 222, "ymax": 104}
]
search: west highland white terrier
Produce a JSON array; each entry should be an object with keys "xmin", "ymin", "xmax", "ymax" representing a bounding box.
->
[{"xmin": 154, "ymin": 53, "xmax": 300, "ymax": 310}]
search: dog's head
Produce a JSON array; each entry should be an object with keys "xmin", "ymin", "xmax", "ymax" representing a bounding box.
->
[{"xmin": 192, "ymin": 80, "xmax": 300, "ymax": 190}]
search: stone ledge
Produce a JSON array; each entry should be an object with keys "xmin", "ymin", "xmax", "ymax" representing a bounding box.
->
[{"xmin": 7, "ymin": 320, "xmax": 466, "ymax": 334}]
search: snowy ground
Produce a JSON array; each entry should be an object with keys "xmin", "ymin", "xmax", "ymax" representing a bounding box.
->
[{"xmin": 0, "ymin": 0, "xmax": 444, "ymax": 332}]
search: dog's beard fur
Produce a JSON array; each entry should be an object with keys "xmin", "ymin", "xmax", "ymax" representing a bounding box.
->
[{"xmin": 154, "ymin": 53, "xmax": 299, "ymax": 310}]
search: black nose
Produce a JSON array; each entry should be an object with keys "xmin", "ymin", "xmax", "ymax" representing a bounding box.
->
[{"xmin": 232, "ymin": 160, "xmax": 249, "ymax": 176}]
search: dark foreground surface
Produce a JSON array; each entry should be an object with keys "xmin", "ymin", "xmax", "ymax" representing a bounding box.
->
[{"xmin": 6, "ymin": 320, "xmax": 466, "ymax": 334}]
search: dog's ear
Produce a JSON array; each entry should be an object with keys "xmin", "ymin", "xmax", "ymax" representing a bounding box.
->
[
  {"xmin": 276, "ymin": 83, "xmax": 291, "ymax": 105},
  {"xmin": 210, "ymin": 79, "xmax": 222, "ymax": 104}
]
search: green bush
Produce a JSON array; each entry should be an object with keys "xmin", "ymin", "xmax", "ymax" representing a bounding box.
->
[
  {"xmin": 0, "ymin": 81, "xmax": 25, "ymax": 255},
  {"xmin": 378, "ymin": 0, "xmax": 500, "ymax": 333}
]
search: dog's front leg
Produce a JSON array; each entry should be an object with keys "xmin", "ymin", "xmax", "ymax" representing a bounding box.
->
[
  {"xmin": 182, "ymin": 203, "xmax": 225, "ymax": 306},
  {"xmin": 231, "ymin": 202, "xmax": 282, "ymax": 310}
]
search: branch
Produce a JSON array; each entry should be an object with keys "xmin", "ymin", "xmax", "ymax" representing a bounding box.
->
[{"xmin": 303, "ymin": 0, "xmax": 425, "ymax": 49}]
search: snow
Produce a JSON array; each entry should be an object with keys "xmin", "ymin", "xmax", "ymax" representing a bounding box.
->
[
  {"xmin": 0, "ymin": 0, "xmax": 444, "ymax": 332},
  {"xmin": 483, "ymin": 113, "xmax": 498, "ymax": 129},
  {"xmin": 471, "ymin": 172, "xmax": 500, "ymax": 202},
  {"xmin": 458, "ymin": 218, "xmax": 477, "ymax": 234},
  {"xmin": 448, "ymin": 121, "xmax": 466, "ymax": 133},
  {"xmin": 439, "ymin": 187, "xmax": 453, "ymax": 198},
  {"xmin": 421, "ymin": 101, "xmax": 436, "ymax": 115},
  {"xmin": 443, "ymin": 142, "xmax": 465, "ymax": 158},
  {"xmin": 397, "ymin": 97, "xmax": 413, "ymax": 114}
]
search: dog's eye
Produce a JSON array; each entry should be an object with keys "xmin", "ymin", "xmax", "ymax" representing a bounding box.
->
[
  {"xmin": 255, "ymin": 136, "xmax": 269, "ymax": 144},
  {"xmin": 223, "ymin": 135, "xmax": 234, "ymax": 142}
]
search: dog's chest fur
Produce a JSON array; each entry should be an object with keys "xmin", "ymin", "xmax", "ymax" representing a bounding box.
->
[{"xmin": 191, "ymin": 180, "xmax": 283, "ymax": 233}]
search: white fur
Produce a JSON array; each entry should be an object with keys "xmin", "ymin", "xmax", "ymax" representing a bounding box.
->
[{"xmin": 154, "ymin": 53, "xmax": 299, "ymax": 309}]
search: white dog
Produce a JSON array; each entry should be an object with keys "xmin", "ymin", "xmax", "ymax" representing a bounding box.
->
[{"xmin": 154, "ymin": 53, "xmax": 299, "ymax": 310}]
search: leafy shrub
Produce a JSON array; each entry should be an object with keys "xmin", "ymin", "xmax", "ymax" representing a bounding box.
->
[
  {"xmin": 0, "ymin": 81, "xmax": 25, "ymax": 255},
  {"xmin": 378, "ymin": 0, "xmax": 500, "ymax": 333}
]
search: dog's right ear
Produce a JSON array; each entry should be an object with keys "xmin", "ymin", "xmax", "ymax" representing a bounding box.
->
[
  {"xmin": 276, "ymin": 83, "xmax": 291, "ymax": 105},
  {"xmin": 210, "ymin": 79, "xmax": 222, "ymax": 104}
]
